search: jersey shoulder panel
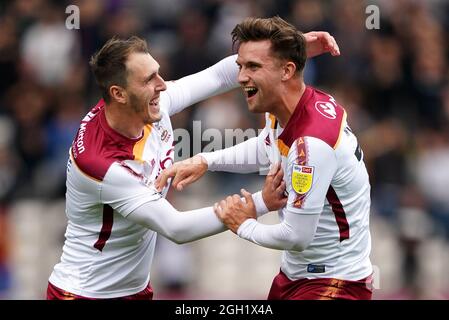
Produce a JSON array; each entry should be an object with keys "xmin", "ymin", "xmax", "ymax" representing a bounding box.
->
[
  {"xmin": 71, "ymin": 99, "xmax": 141, "ymax": 181},
  {"xmin": 279, "ymin": 86, "xmax": 346, "ymax": 150}
]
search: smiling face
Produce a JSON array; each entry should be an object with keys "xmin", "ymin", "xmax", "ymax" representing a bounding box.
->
[
  {"xmin": 236, "ymin": 40, "xmax": 285, "ymax": 114},
  {"xmin": 124, "ymin": 52, "xmax": 167, "ymax": 124}
]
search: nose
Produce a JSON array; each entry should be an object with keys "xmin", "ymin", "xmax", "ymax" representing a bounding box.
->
[
  {"xmin": 238, "ymin": 68, "xmax": 249, "ymax": 85},
  {"xmin": 156, "ymin": 74, "xmax": 167, "ymax": 91}
]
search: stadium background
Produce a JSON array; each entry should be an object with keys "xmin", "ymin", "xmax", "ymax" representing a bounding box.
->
[{"xmin": 0, "ymin": 0, "xmax": 449, "ymax": 299}]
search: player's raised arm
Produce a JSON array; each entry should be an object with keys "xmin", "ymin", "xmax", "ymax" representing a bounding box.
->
[{"xmin": 304, "ymin": 31, "xmax": 340, "ymax": 58}]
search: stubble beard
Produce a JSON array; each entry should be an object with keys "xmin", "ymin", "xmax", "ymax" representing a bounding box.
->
[
  {"xmin": 129, "ymin": 93, "xmax": 145, "ymax": 114},
  {"xmin": 129, "ymin": 92, "xmax": 161, "ymax": 124}
]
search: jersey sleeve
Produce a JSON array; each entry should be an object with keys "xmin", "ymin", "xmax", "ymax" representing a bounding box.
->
[
  {"xmin": 126, "ymin": 198, "xmax": 226, "ymax": 244},
  {"xmin": 199, "ymin": 128, "xmax": 270, "ymax": 173},
  {"xmin": 123, "ymin": 189, "xmax": 269, "ymax": 244},
  {"xmin": 285, "ymin": 136, "xmax": 337, "ymax": 215},
  {"xmin": 159, "ymin": 55, "xmax": 239, "ymax": 116},
  {"xmin": 235, "ymin": 136, "xmax": 336, "ymax": 251},
  {"xmin": 237, "ymin": 211, "xmax": 320, "ymax": 251},
  {"xmin": 100, "ymin": 162, "xmax": 162, "ymax": 217}
]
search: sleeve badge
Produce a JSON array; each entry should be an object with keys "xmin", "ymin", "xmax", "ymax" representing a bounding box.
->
[{"xmin": 291, "ymin": 165, "xmax": 314, "ymax": 194}]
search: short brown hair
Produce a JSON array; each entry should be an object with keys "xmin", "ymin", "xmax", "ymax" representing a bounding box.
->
[
  {"xmin": 89, "ymin": 36, "xmax": 149, "ymax": 103},
  {"xmin": 231, "ymin": 16, "xmax": 306, "ymax": 74}
]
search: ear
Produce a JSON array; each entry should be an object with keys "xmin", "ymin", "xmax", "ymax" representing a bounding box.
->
[
  {"xmin": 109, "ymin": 85, "xmax": 127, "ymax": 104},
  {"xmin": 281, "ymin": 62, "xmax": 297, "ymax": 81}
]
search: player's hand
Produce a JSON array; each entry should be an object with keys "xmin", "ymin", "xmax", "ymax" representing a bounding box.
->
[
  {"xmin": 262, "ymin": 163, "xmax": 288, "ymax": 211},
  {"xmin": 155, "ymin": 154, "xmax": 208, "ymax": 192},
  {"xmin": 214, "ymin": 189, "xmax": 257, "ymax": 234},
  {"xmin": 304, "ymin": 31, "xmax": 340, "ymax": 58}
]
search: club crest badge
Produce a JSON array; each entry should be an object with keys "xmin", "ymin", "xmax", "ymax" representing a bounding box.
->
[
  {"xmin": 315, "ymin": 101, "xmax": 337, "ymax": 119},
  {"xmin": 291, "ymin": 165, "xmax": 314, "ymax": 194},
  {"xmin": 161, "ymin": 129, "xmax": 169, "ymax": 142}
]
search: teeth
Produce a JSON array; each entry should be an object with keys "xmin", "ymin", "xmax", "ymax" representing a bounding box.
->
[
  {"xmin": 244, "ymin": 87, "xmax": 257, "ymax": 92},
  {"xmin": 149, "ymin": 99, "xmax": 159, "ymax": 106}
]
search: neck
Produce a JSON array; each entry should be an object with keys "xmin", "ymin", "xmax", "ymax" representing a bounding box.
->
[
  {"xmin": 272, "ymin": 79, "xmax": 305, "ymax": 127},
  {"xmin": 104, "ymin": 101, "xmax": 143, "ymax": 139}
]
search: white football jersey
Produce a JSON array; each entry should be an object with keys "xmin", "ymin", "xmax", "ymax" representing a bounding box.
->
[
  {"xmin": 49, "ymin": 56, "xmax": 239, "ymax": 298},
  {"xmin": 261, "ymin": 86, "xmax": 372, "ymax": 281},
  {"xmin": 49, "ymin": 97, "xmax": 178, "ymax": 298}
]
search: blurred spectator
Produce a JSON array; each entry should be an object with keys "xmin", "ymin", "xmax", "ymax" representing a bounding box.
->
[
  {"xmin": 0, "ymin": 117, "xmax": 15, "ymax": 298},
  {"xmin": 36, "ymin": 93, "xmax": 85, "ymax": 198},
  {"xmin": 361, "ymin": 120, "xmax": 409, "ymax": 220},
  {"xmin": 4, "ymin": 80, "xmax": 51, "ymax": 198},
  {"xmin": 0, "ymin": 206, "xmax": 11, "ymax": 298},
  {"xmin": 0, "ymin": 117, "xmax": 20, "ymax": 203},
  {"xmin": 415, "ymin": 129, "xmax": 449, "ymax": 239},
  {"xmin": 0, "ymin": 16, "xmax": 19, "ymax": 97},
  {"xmin": 170, "ymin": 8, "xmax": 214, "ymax": 78},
  {"xmin": 76, "ymin": 0, "xmax": 106, "ymax": 60},
  {"xmin": 20, "ymin": 2, "xmax": 80, "ymax": 87},
  {"xmin": 207, "ymin": 0, "xmax": 265, "ymax": 60},
  {"xmin": 396, "ymin": 185, "xmax": 433, "ymax": 299}
]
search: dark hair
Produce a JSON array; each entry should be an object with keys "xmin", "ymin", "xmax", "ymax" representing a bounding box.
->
[
  {"xmin": 89, "ymin": 36, "xmax": 149, "ymax": 103},
  {"xmin": 231, "ymin": 16, "xmax": 306, "ymax": 74}
]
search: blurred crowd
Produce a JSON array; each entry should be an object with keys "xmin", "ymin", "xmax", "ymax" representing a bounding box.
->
[{"xmin": 0, "ymin": 0, "xmax": 449, "ymax": 299}]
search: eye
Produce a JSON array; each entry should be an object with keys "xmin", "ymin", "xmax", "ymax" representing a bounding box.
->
[
  {"xmin": 145, "ymin": 73, "xmax": 157, "ymax": 84},
  {"xmin": 247, "ymin": 63, "xmax": 259, "ymax": 71}
]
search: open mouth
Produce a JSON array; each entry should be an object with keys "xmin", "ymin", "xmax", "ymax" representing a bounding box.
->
[
  {"xmin": 149, "ymin": 97, "xmax": 159, "ymax": 107},
  {"xmin": 244, "ymin": 87, "xmax": 258, "ymax": 99}
]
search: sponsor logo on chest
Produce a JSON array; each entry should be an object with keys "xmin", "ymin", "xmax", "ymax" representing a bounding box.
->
[{"xmin": 154, "ymin": 121, "xmax": 172, "ymax": 143}]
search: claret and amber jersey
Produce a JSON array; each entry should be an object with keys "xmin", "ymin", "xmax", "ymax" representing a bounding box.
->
[
  {"xmin": 263, "ymin": 86, "xmax": 372, "ymax": 281},
  {"xmin": 203, "ymin": 86, "xmax": 372, "ymax": 281},
  {"xmin": 49, "ymin": 98, "xmax": 173, "ymax": 298},
  {"xmin": 49, "ymin": 56, "xmax": 239, "ymax": 298}
]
